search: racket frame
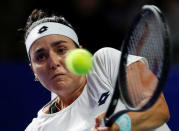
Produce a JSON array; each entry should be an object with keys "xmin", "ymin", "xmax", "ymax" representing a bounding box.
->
[{"xmin": 104, "ymin": 5, "xmax": 170, "ymax": 127}]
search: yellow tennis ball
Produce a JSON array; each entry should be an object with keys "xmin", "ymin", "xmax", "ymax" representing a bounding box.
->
[{"xmin": 65, "ymin": 49, "xmax": 93, "ymax": 75}]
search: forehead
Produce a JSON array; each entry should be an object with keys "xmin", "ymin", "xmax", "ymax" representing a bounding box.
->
[{"xmin": 30, "ymin": 34, "xmax": 76, "ymax": 51}]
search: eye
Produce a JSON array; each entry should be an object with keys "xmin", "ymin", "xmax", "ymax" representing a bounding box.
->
[
  {"xmin": 36, "ymin": 54, "xmax": 47, "ymax": 62},
  {"xmin": 57, "ymin": 47, "xmax": 67, "ymax": 54}
]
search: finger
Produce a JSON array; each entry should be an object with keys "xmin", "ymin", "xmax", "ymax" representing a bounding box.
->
[
  {"xmin": 96, "ymin": 113, "xmax": 106, "ymax": 122},
  {"xmin": 95, "ymin": 112, "xmax": 106, "ymax": 128},
  {"xmin": 95, "ymin": 118, "xmax": 100, "ymax": 128},
  {"xmin": 96, "ymin": 112, "xmax": 106, "ymax": 122}
]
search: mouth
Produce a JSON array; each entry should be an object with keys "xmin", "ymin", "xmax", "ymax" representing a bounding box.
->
[{"xmin": 51, "ymin": 73, "xmax": 65, "ymax": 80}]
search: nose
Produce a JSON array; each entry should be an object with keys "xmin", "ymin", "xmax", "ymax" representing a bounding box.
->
[{"xmin": 48, "ymin": 51, "xmax": 61, "ymax": 70}]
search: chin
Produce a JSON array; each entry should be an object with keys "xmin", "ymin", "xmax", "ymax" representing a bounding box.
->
[{"xmin": 52, "ymin": 81, "xmax": 66, "ymax": 91}]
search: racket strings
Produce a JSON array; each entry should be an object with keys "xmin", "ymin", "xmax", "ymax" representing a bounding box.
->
[
  {"xmin": 129, "ymin": 13, "xmax": 164, "ymax": 77},
  {"xmin": 127, "ymin": 61, "xmax": 158, "ymax": 108},
  {"xmin": 126, "ymin": 11, "xmax": 165, "ymax": 108},
  {"xmin": 126, "ymin": 62, "xmax": 146, "ymax": 107}
]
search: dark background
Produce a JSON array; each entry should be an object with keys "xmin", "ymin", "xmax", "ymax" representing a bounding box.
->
[{"xmin": 0, "ymin": 0, "xmax": 178, "ymax": 130}]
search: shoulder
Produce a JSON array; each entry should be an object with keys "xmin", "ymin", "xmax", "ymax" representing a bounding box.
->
[
  {"xmin": 87, "ymin": 47, "xmax": 122, "ymax": 89},
  {"xmin": 93, "ymin": 47, "xmax": 147, "ymax": 66},
  {"xmin": 93, "ymin": 47, "xmax": 121, "ymax": 65},
  {"xmin": 94, "ymin": 47, "xmax": 121, "ymax": 57},
  {"xmin": 25, "ymin": 118, "xmax": 38, "ymax": 131}
]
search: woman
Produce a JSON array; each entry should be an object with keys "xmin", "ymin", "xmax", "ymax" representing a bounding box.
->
[{"xmin": 24, "ymin": 9, "xmax": 170, "ymax": 131}]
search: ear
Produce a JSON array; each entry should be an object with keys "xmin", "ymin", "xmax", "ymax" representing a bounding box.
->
[
  {"xmin": 29, "ymin": 63, "xmax": 32, "ymax": 68},
  {"xmin": 29, "ymin": 63, "xmax": 39, "ymax": 81},
  {"xmin": 29, "ymin": 63, "xmax": 34, "ymax": 72}
]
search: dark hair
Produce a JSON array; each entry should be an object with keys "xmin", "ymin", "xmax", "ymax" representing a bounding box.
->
[{"xmin": 24, "ymin": 9, "xmax": 74, "ymax": 40}]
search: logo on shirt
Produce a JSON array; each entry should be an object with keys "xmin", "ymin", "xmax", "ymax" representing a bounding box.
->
[
  {"xmin": 38, "ymin": 26, "xmax": 48, "ymax": 34},
  {"xmin": 98, "ymin": 91, "xmax": 110, "ymax": 106}
]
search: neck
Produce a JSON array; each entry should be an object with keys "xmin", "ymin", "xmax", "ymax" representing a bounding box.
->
[{"xmin": 57, "ymin": 76, "xmax": 86, "ymax": 109}]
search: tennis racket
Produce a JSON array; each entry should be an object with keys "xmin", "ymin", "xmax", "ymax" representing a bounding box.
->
[{"xmin": 103, "ymin": 5, "xmax": 170, "ymax": 127}]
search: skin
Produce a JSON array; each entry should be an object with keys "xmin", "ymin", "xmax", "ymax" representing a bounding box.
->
[
  {"xmin": 30, "ymin": 34, "xmax": 86, "ymax": 108},
  {"xmin": 29, "ymin": 34, "xmax": 169, "ymax": 130}
]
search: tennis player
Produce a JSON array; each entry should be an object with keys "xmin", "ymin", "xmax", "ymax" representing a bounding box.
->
[{"xmin": 24, "ymin": 9, "xmax": 170, "ymax": 131}]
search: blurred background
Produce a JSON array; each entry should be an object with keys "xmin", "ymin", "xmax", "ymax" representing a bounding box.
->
[{"xmin": 0, "ymin": 0, "xmax": 178, "ymax": 130}]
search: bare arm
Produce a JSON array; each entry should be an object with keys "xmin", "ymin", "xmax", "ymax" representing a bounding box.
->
[
  {"xmin": 128, "ymin": 93, "xmax": 170, "ymax": 131},
  {"xmin": 127, "ymin": 61, "xmax": 170, "ymax": 131}
]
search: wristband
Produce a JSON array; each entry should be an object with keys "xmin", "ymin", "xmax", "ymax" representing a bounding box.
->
[{"xmin": 115, "ymin": 114, "xmax": 131, "ymax": 131}]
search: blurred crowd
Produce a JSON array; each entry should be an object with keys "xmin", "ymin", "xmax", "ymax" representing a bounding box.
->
[{"xmin": 0, "ymin": 0, "xmax": 178, "ymax": 64}]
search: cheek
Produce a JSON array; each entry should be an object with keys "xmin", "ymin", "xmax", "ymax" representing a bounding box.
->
[
  {"xmin": 61, "ymin": 56, "xmax": 70, "ymax": 72},
  {"xmin": 37, "ymin": 71, "xmax": 52, "ymax": 90},
  {"xmin": 37, "ymin": 71, "xmax": 48, "ymax": 81},
  {"xmin": 33, "ymin": 65, "xmax": 49, "ymax": 82}
]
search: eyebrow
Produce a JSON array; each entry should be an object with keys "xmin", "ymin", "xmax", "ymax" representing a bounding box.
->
[
  {"xmin": 34, "ymin": 40, "xmax": 67, "ymax": 54},
  {"xmin": 34, "ymin": 48, "xmax": 45, "ymax": 55},
  {"xmin": 51, "ymin": 40, "xmax": 67, "ymax": 47}
]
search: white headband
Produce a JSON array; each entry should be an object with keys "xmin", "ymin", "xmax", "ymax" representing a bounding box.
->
[{"xmin": 25, "ymin": 22, "xmax": 79, "ymax": 55}]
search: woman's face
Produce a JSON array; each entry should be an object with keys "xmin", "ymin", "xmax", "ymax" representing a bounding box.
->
[{"xmin": 30, "ymin": 34, "xmax": 84, "ymax": 96}]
